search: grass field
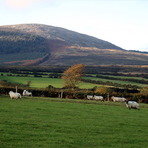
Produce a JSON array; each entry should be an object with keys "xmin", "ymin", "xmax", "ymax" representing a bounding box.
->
[
  {"xmin": 0, "ymin": 95, "xmax": 148, "ymax": 148},
  {"xmin": 83, "ymin": 77, "xmax": 148, "ymax": 87},
  {"xmin": 0, "ymin": 75, "xmax": 101, "ymax": 89},
  {"xmin": 1, "ymin": 73, "xmax": 147, "ymax": 89}
]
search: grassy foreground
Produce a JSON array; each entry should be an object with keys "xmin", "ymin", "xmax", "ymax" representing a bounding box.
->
[{"xmin": 0, "ymin": 96, "xmax": 148, "ymax": 148}]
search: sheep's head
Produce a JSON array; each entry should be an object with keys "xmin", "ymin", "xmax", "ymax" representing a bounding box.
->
[
  {"xmin": 124, "ymin": 98, "xmax": 127, "ymax": 102},
  {"xmin": 9, "ymin": 91, "xmax": 13, "ymax": 94},
  {"xmin": 125, "ymin": 100, "xmax": 129, "ymax": 104}
]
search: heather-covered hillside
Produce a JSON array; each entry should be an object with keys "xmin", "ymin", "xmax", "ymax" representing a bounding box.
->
[{"xmin": 0, "ymin": 24, "xmax": 147, "ymax": 66}]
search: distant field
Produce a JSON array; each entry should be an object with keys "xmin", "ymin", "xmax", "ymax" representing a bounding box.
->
[
  {"xmin": 83, "ymin": 76, "xmax": 148, "ymax": 87},
  {"xmin": 0, "ymin": 75, "xmax": 101, "ymax": 89},
  {"xmin": 0, "ymin": 72, "xmax": 147, "ymax": 89},
  {"xmin": 0, "ymin": 75, "xmax": 63, "ymax": 88},
  {"xmin": 0, "ymin": 96, "xmax": 148, "ymax": 148}
]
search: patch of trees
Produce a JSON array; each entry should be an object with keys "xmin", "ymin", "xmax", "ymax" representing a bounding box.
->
[
  {"xmin": 0, "ymin": 65, "xmax": 67, "ymax": 74},
  {"xmin": 48, "ymin": 73, "xmax": 61, "ymax": 78},
  {"xmin": 0, "ymin": 30, "xmax": 49, "ymax": 54}
]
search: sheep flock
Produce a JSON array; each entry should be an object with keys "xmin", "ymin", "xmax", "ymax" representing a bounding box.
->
[
  {"xmin": 86, "ymin": 95, "xmax": 140, "ymax": 110},
  {"xmin": 9, "ymin": 90, "xmax": 32, "ymax": 99},
  {"xmin": 8, "ymin": 90, "xmax": 140, "ymax": 110}
]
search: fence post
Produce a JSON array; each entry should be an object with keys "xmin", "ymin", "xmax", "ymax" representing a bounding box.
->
[
  {"xmin": 61, "ymin": 89, "xmax": 63, "ymax": 98},
  {"xmin": 16, "ymin": 86, "xmax": 18, "ymax": 93},
  {"xmin": 107, "ymin": 93, "xmax": 109, "ymax": 101}
]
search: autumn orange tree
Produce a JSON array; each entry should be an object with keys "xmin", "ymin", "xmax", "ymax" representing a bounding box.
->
[
  {"xmin": 62, "ymin": 64, "xmax": 85, "ymax": 89},
  {"xmin": 95, "ymin": 86, "xmax": 111, "ymax": 95}
]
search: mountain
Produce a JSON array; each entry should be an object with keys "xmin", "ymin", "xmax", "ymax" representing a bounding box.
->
[{"xmin": 0, "ymin": 24, "xmax": 148, "ymax": 66}]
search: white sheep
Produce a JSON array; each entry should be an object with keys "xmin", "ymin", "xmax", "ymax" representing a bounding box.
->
[
  {"xmin": 23, "ymin": 90, "xmax": 32, "ymax": 96},
  {"xmin": 9, "ymin": 91, "xmax": 21, "ymax": 99},
  {"xmin": 87, "ymin": 95, "xmax": 94, "ymax": 100},
  {"xmin": 111, "ymin": 96, "xmax": 126, "ymax": 102},
  {"xmin": 94, "ymin": 95, "xmax": 104, "ymax": 101},
  {"xmin": 125, "ymin": 100, "xmax": 140, "ymax": 110}
]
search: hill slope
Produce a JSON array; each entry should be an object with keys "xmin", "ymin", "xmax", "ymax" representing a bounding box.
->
[{"xmin": 0, "ymin": 24, "xmax": 147, "ymax": 66}]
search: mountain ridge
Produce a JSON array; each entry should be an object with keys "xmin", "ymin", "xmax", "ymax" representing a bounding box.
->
[
  {"xmin": 0, "ymin": 24, "xmax": 147, "ymax": 66},
  {"xmin": 1, "ymin": 23, "xmax": 123, "ymax": 49}
]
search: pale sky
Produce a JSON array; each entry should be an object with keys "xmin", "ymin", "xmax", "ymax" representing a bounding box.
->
[{"xmin": 0, "ymin": 0, "xmax": 148, "ymax": 52}]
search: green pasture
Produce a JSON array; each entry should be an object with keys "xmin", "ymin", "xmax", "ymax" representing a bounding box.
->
[
  {"xmin": 0, "ymin": 75, "xmax": 100, "ymax": 89},
  {"xmin": 0, "ymin": 73, "xmax": 147, "ymax": 89},
  {"xmin": 0, "ymin": 96, "xmax": 148, "ymax": 148},
  {"xmin": 83, "ymin": 77, "xmax": 148, "ymax": 87}
]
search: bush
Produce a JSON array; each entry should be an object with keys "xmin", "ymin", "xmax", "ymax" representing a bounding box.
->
[{"xmin": 74, "ymin": 92, "xmax": 87, "ymax": 99}]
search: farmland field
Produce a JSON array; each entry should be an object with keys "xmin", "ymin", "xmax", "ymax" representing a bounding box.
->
[
  {"xmin": 0, "ymin": 74, "xmax": 102, "ymax": 89},
  {"xmin": 0, "ymin": 95, "xmax": 148, "ymax": 148},
  {"xmin": 0, "ymin": 75, "xmax": 64, "ymax": 88},
  {"xmin": 83, "ymin": 76, "xmax": 148, "ymax": 87},
  {"xmin": 0, "ymin": 72, "xmax": 147, "ymax": 89}
]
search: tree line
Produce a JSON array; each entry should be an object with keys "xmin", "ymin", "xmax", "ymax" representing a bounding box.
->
[{"xmin": 95, "ymin": 74, "xmax": 148, "ymax": 84}]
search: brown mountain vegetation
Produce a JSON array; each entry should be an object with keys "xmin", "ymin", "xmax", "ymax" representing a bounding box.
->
[{"xmin": 0, "ymin": 24, "xmax": 147, "ymax": 66}]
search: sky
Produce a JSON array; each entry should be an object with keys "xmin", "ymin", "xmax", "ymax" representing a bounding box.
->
[{"xmin": 0, "ymin": 0, "xmax": 148, "ymax": 52}]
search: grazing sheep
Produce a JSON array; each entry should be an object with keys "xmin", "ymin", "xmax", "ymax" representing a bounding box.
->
[
  {"xmin": 125, "ymin": 100, "xmax": 140, "ymax": 110},
  {"xmin": 23, "ymin": 90, "xmax": 32, "ymax": 96},
  {"xmin": 111, "ymin": 96, "xmax": 126, "ymax": 102},
  {"xmin": 9, "ymin": 91, "xmax": 21, "ymax": 99},
  {"xmin": 87, "ymin": 95, "xmax": 94, "ymax": 100},
  {"xmin": 94, "ymin": 95, "xmax": 104, "ymax": 101}
]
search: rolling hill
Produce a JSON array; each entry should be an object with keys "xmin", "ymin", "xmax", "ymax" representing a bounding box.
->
[{"xmin": 0, "ymin": 24, "xmax": 147, "ymax": 66}]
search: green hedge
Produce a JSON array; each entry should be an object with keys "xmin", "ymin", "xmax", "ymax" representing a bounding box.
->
[{"xmin": 0, "ymin": 87, "xmax": 147, "ymax": 103}]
